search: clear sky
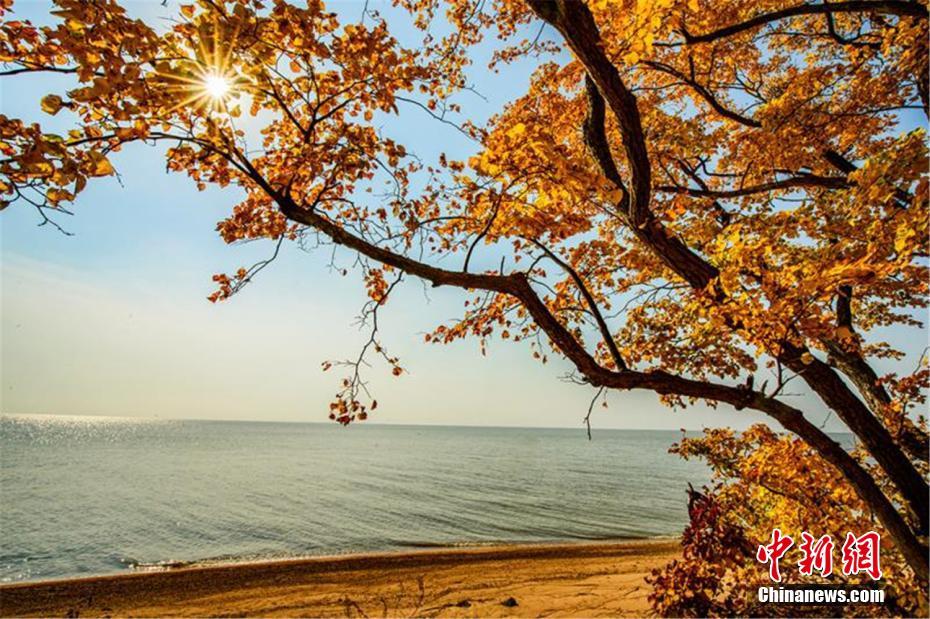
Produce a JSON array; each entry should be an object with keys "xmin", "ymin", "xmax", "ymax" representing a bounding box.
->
[{"xmin": 0, "ymin": 1, "xmax": 922, "ymax": 431}]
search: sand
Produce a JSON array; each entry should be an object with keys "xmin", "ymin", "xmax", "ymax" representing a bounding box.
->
[{"xmin": 0, "ymin": 539, "xmax": 679, "ymax": 618}]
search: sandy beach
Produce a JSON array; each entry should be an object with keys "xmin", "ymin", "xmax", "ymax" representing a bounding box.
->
[{"xmin": 0, "ymin": 539, "xmax": 678, "ymax": 618}]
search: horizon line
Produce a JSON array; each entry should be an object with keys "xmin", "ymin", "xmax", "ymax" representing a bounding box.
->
[
  {"xmin": 0, "ymin": 411, "xmax": 855, "ymax": 435},
  {"xmin": 1, "ymin": 411, "xmax": 706, "ymax": 433}
]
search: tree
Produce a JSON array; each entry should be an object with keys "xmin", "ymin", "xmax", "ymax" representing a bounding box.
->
[
  {"xmin": 1, "ymin": 0, "xmax": 927, "ymax": 601},
  {"xmin": 650, "ymin": 426, "xmax": 929, "ymax": 616}
]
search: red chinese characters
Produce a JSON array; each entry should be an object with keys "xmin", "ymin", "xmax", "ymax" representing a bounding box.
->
[
  {"xmin": 841, "ymin": 531, "xmax": 883, "ymax": 580},
  {"xmin": 798, "ymin": 532, "xmax": 834, "ymax": 577},
  {"xmin": 756, "ymin": 528, "xmax": 794, "ymax": 582},
  {"xmin": 757, "ymin": 530, "xmax": 882, "ymax": 581}
]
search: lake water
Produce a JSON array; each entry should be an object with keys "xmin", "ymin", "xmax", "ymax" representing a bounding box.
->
[{"xmin": 0, "ymin": 414, "xmax": 710, "ymax": 582}]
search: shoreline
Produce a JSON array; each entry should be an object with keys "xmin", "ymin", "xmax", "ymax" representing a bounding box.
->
[
  {"xmin": 0, "ymin": 538, "xmax": 679, "ymax": 617},
  {"xmin": 130, "ymin": 534, "xmax": 677, "ymax": 571}
]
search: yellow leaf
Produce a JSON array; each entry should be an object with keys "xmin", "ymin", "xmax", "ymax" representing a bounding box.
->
[
  {"xmin": 40, "ymin": 94, "xmax": 63, "ymax": 115},
  {"xmin": 88, "ymin": 152, "xmax": 115, "ymax": 177},
  {"xmin": 180, "ymin": 5, "xmax": 195, "ymax": 18}
]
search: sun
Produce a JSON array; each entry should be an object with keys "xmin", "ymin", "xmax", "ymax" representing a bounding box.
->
[
  {"xmin": 153, "ymin": 19, "xmax": 248, "ymax": 113},
  {"xmin": 203, "ymin": 73, "xmax": 231, "ymax": 100}
]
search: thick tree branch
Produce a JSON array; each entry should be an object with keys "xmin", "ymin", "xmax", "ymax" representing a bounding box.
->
[
  {"xmin": 582, "ymin": 75, "xmax": 630, "ymax": 210},
  {"xmin": 826, "ymin": 339, "xmax": 930, "ymax": 463},
  {"xmin": 560, "ymin": 7, "xmax": 720, "ymax": 289},
  {"xmin": 828, "ymin": 286, "xmax": 929, "ymax": 462},
  {"xmin": 777, "ymin": 341, "xmax": 929, "ymax": 534},
  {"xmin": 596, "ymin": 366, "xmax": 929, "ymax": 580},
  {"xmin": 682, "ymin": 1, "xmax": 928, "ymax": 45},
  {"xmin": 817, "ymin": 160, "xmax": 923, "ymax": 459},
  {"xmin": 656, "ymin": 175, "xmax": 849, "ymax": 198},
  {"xmin": 535, "ymin": 2, "xmax": 653, "ymax": 227}
]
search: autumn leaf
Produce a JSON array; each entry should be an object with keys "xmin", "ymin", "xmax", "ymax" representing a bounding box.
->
[
  {"xmin": 88, "ymin": 152, "xmax": 115, "ymax": 177},
  {"xmin": 40, "ymin": 94, "xmax": 63, "ymax": 115}
]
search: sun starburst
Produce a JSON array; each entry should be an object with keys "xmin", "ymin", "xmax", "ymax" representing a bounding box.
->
[
  {"xmin": 153, "ymin": 15, "xmax": 246, "ymax": 115},
  {"xmin": 203, "ymin": 73, "xmax": 232, "ymax": 100}
]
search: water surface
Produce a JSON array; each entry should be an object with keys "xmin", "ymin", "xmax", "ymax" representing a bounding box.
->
[{"xmin": 0, "ymin": 414, "xmax": 710, "ymax": 582}]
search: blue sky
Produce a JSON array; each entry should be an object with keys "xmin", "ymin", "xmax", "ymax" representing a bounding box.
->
[{"xmin": 0, "ymin": 1, "xmax": 922, "ymax": 431}]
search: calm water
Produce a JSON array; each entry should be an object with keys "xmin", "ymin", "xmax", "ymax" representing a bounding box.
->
[{"xmin": 0, "ymin": 414, "xmax": 710, "ymax": 583}]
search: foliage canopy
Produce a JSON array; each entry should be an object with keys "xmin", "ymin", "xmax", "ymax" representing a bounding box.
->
[{"xmin": 2, "ymin": 0, "xmax": 927, "ymax": 612}]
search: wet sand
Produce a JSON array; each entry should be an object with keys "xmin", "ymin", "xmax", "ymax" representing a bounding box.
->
[{"xmin": 0, "ymin": 539, "xmax": 679, "ymax": 617}]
